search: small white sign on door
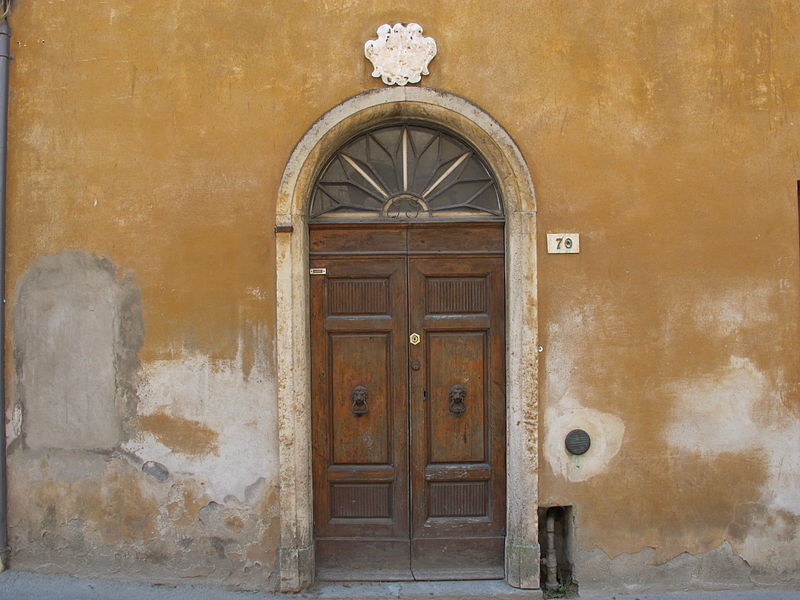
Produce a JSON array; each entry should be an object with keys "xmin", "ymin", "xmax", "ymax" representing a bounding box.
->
[{"xmin": 546, "ymin": 233, "xmax": 580, "ymax": 254}]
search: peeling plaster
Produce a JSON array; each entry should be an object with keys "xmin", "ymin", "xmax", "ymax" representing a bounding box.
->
[
  {"xmin": 9, "ymin": 451, "xmax": 281, "ymax": 587},
  {"xmin": 8, "ymin": 252, "xmax": 282, "ymax": 586},
  {"xmin": 138, "ymin": 412, "xmax": 219, "ymax": 456},
  {"xmin": 123, "ymin": 348, "xmax": 278, "ymax": 503},
  {"xmin": 665, "ymin": 355, "xmax": 800, "ymax": 578},
  {"xmin": 577, "ymin": 541, "xmax": 753, "ymax": 596},
  {"xmin": 7, "ymin": 402, "xmax": 22, "ymax": 446},
  {"xmin": 665, "ymin": 356, "xmax": 800, "ymax": 512}
]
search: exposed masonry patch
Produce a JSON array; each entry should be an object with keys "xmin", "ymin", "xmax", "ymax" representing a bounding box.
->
[{"xmin": 12, "ymin": 251, "xmax": 143, "ymax": 451}]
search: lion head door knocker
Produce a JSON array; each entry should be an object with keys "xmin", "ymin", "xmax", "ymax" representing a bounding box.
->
[
  {"xmin": 351, "ymin": 385, "xmax": 369, "ymax": 416},
  {"xmin": 448, "ymin": 384, "xmax": 467, "ymax": 416}
]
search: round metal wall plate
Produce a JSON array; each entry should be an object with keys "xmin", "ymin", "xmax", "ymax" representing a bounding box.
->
[{"xmin": 565, "ymin": 429, "xmax": 591, "ymax": 455}]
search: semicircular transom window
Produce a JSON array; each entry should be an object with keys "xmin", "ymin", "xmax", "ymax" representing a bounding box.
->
[{"xmin": 309, "ymin": 124, "xmax": 503, "ymax": 221}]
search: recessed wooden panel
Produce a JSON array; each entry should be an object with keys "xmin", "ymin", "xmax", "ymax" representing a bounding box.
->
[
  {"xmin": 411, "ymin": 537, "xmax": 505, "ymax": 580},
  {"xmin": 429, "ymin": 482, "xmax": 487, "ymax": 517},
  {"xmin": 407, "ymin": 222, "xmax": 504, "ymax": 253},
  {"xmin": 310, "ymin": 224, "xmax": 406, "ymax": 254},
  {"xmin": 331, "ymin": 334, "xmax": 390, "ymax": 465},
  {"xmin": 428, "ymin": 332, "xmax": 486, "ymax": 464},
  {"xmin": 426, "ymin": 277, "xmax": 487, "ymax": 314},
  {"xmin": 316, "ymin": 539, "xmax": 412, "ymax": 581},
  {"xmin": 331, "ymin": 483, "xmax": 391, "ymax": 518},
  {"xmin": 329, "ymin": 278, "xmax": 389, "ymax": 315}
]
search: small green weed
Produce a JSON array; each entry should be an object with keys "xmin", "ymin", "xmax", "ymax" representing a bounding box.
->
[{"xmin": 545, "ymin": 576, "xmax": 576, "ymax": 599}]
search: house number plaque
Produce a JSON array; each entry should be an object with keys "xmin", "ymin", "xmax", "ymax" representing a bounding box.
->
[{"xmin": 546, "ymin": 233, "xmax": 580, "ymax": 254}]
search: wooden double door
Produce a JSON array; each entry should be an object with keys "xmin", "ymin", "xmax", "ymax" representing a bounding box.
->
[{"xmin": 310, "ymin": 222, "xmax": 506, "ymax": 581}]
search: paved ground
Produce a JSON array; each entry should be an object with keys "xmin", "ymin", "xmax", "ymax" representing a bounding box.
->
[{"xmin": 0, "ymin": 571, "xmax": 798, "ymax": 600}]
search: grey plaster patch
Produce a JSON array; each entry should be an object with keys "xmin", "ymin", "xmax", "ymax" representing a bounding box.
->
[
  {"xmin": 576, "ymin": 541, "xmax": 753, "ymax": 596},
  {"xmin": 13, "ymin": 251, "xmax": 143, "ymax": 451},
  {"xmin": 11, "ymin": 448, "xmax": 110, "ymax": 483},
  {"xmin": 244, "ymin": 477, "xmax": 266, "ymax": 504},
  {"xmin": 198, "ymin": 502, "xmax": 224, "ymax": 525}
]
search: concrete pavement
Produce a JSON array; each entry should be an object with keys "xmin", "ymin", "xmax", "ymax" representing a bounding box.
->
[{"xmin": 0, "ymin": 571, "xmax": 798, "ymax": 600}]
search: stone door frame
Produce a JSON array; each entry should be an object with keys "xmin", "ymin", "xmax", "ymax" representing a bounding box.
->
[{"xmin": 274, "ymin": 87, "xmax": 539, "ymax": 592}]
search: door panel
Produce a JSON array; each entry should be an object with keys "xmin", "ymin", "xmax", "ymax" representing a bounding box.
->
[
  {"xmin": 330, "ymin": 333, "xmax": 390, "ymax": 465},
  {"xmin": 311, "ymin": 254, "xmax": 410, "ymax": 579},
  {"xmin": 409, "ymin": 256, "xmax": 506, "ymax": 578},
  {"xmin": 407, "ymin": 222, "xmax": 504, "ymax": 254},
  {"xmin": 410, "ymin": 538, "xmax": 505, "ymax": 580},
  {"xmin": 427, "ymin": 331, "xmax": 487, "ymax": 464}
]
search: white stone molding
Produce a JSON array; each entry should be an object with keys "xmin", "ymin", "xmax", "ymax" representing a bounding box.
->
[
  {"xmin": 275, "ymin": 87, "xmax": 539, "ymax": 591},
  {"xmin": 364, "ymin": 23, "xmax": 437, "ymax": 86}
]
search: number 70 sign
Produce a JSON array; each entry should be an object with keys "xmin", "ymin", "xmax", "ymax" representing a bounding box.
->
[{"xmin": 546, "ymin": 233, "xmax": 580, "ymax": 254}]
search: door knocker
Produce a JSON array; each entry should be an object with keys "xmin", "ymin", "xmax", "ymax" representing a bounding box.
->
[
  {"xmin": 448, "ymin": 384, "xmax": 466, "ymax": 416},
  {"xmin": 351, "ymin": 385, "xmax": 369, "ymax": 416}
]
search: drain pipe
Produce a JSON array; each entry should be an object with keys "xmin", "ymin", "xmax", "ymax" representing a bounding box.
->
[
  {"xmin": 0, "ymin": 13, "xmax": 10, "ymax": 572},
  {"xmin": 543, "ymin": 508, "xmax": 559, "ymax": 591}
]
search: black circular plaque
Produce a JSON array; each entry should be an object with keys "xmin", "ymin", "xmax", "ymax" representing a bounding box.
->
[{"xmin": 565, "ymin": 429, "xmax": 591, "ymax": 455}]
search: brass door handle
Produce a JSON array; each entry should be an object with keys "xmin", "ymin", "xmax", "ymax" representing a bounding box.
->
[{"xmin": 410, "ymin": 333, "xmax": 421, "ymax": 345}]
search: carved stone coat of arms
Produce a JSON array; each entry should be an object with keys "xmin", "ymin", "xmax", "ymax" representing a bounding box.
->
[{"xmin": 364, "ymin": 23, "xmax": 437, "ymax": 86}]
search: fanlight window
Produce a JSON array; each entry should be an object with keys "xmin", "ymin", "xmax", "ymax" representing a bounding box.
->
[{"xmin": 309, "ymin": 124, "xmax": 502, "ymax": 220}]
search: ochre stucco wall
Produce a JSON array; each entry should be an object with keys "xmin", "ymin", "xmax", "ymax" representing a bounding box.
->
[{"xmin": 4, "ymin": 0, "xmax": 800, "ymax": 593}]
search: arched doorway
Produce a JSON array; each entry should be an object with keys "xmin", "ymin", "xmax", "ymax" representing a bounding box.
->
[{"xmin": 274, "ymin": 88, "xmax": 539, "ymax": 591}]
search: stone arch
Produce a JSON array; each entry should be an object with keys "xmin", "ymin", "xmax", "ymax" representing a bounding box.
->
[{"xmin": 275, "ymin": 87, "xmax": 539, "ymax": 591}]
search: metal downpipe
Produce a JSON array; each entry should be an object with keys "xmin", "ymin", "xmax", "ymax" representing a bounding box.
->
[{"xmin": 0, "ymin": 15, "xmax": 10, "ymax": 572}]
